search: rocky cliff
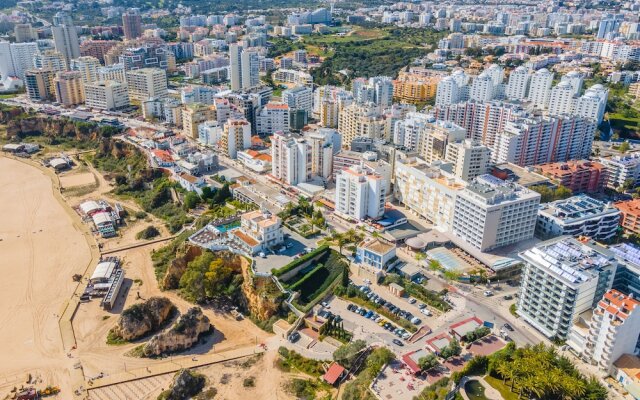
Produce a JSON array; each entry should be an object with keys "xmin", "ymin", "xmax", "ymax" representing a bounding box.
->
[
  {"xmin": 1, "ymin": 113, "xmax": 104, "ymax": 142},
  {"xmin": 239, "ymin": 257, "xmax": 283, "ymax": 321},
  {"xmin": 143, "ymin": 307, "xmax": 211, "ymax": 357},
  {"xmin": 157, "ymin": 369, "xmax": 206, "ymax": 400},
  {"xmin": 109, "ymin": 297, "xmax": 175, "ymax": 342},
  {"xmin": 161, "ymin": 244, "xmax": 203, "ymax": 290}
]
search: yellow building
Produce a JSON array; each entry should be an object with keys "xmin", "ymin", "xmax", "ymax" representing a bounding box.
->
[
  {"xmin": 182, "ymin": 103, "xmax": 216, "ymax": 139},
  {"xmin": 54, "ymin": 71, "xmax": 85, "ymax": 107},
  {"xmin": 393, "ymin": 73, "xmax": 440, "ymax": 104}
]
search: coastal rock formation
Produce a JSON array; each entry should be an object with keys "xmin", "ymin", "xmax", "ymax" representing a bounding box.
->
[
  {"xmin": 109, "ymin": 297, "xmax": 175, "ymax": 341},
  {"xmin": 157, "ymin": 369, "xmax": 206, "ymax": 400},
  {"xmin": 143, "ymin": 307, "xmax": 211, "ymax": 357},
  {"xmin": 239, "ymin": 257, "xmax": 282, "ymax": 321},
  {"xmin": 161, "ymin": 244, "xmax": 202, "ymax": 290}
]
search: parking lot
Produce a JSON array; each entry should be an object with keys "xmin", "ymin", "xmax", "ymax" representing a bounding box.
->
[
  {"xmin": 253, "ymin": 227, "xmax": 320, "ymax": 274},
  {"xmin": 348, "ymin": 275, "xmax": 446, "ymax": 332}
]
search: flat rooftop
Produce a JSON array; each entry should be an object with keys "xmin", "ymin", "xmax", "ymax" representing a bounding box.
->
[
  {"xmin": 520, "ymin": 237, "xmax": 613, "ymax": 286},
  {"xmin": 539, "ymin": 194, "xmax": 618, "ymax": 222},
  {"xmin": 492, "ymin": 162, "xmax": 550, "ymax": 188}
]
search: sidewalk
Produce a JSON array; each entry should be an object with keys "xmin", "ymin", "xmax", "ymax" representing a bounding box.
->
[{"xmin": 88, "ymin": 345, "xmax": 264, "ymax": 389}]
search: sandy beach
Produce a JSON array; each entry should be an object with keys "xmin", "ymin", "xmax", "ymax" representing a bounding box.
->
[{"xmin": 0, "ymin": 156, "xmax": 92, "ymax": 395}]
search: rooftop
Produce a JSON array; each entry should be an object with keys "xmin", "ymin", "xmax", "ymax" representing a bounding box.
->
[
  {"xmin": 360, "ymin": 238, "xmax": 395, "ymax": 255},
  {"xmin": 520, "ymin": 237, "xmax": 614, "ymax": 286},
  {"xmin": 539, "ymin": 194, "xmax": 619, "ymax": 222},
  {"xmin": 615, "ymin": 198, "xmax": 640, "ymax": 217},
  {"xmin": 450, "ymin": 316, "xmax": 483, "ymax": 338},
  {"xmin": 463, "ymin": 174, "xmax": 539, "ymax": 205},
  {"xmin": 614, "ymin": 354, "xmax": 640, "ymax": 383},
  {"xmin": 598, "ymin": 289, "xmax": 640, "ymax": 321}
]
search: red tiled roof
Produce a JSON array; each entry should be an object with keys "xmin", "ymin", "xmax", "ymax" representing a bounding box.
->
[{"xmin": 323, "ymin": 363, "xmax": 345, "ymax": 385}]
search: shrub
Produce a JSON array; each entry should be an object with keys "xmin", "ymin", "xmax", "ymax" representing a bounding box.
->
[{"xmin": 136, "ymin": 225, "xmax": 160, "ymax": 240}]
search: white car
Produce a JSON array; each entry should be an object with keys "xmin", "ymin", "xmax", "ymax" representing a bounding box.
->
[
  {"xmin": 483, "ymin": 290, "xmax": 494, "ymax": 297},
  {"xmin": 420, "ymin": 308, "xmax": 432, "ymax": 316}
]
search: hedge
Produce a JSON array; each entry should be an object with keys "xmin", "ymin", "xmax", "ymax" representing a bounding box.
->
[{"xmin": 272, "ymin": 244, "xmax": 329, "ymax": 277}]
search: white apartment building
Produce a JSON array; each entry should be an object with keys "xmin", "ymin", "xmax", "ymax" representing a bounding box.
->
[
  {"xmin": 518, "ymin": 237, "xmax": 616, "ymax": 339},
  {"xmin": 575, "ymin": 84, "xmax": 608, "ymax": 124},
  {"xmin": 527, "ymin": 68, "xmax": 554, "ymax": 110},
  {"xmin": 451, "ymin": 174, "xmax": 540, "ymax": 251},
  {"xmin": 98, "ymin": 63, "xmax": 126, "ymax": 83},
  {"xmin": 221, "ymin": 118, "xmax": 251, "ymax": 159},
  {"xmin": 125, "ymin": 68, "xmax": 168, "ymax": 102},
  {"xmin": 270, "ymin": 131, "xmax": 311, "ymax": 186},
  {"xmin": 256, "ymin": 102, "xmax": 290, "ymax": 135},
  {"xmin": 304, "ymin": 128, "xmax": 335, "ymax": 181},
  {"xmin": 273, "ymin": 68, "xmax": 313, "ymax": 86},
  {"xmin": 335, "ymin": 164, "xmax": 386, "ymax": 221},
  {"xmin": 445, "ymin": 139, "xmax": 491, "ymax": 182},
  {"xmin": 198, "ymin": 120, "xmax": 223, "ymax": 147},
  {"xmin": 434, "ymin": 100, "xmax": 523, "ymax": 149},
  {"xmin": 568, "ymin": 289, "xmax": 640, "ymax": 372},
  {"xmin": 393, "ymin": 112, "xmax": 434, "ymax": 151},
  {"xmin": 536, "ymin": 194, "xmax": 620, "ymax": 242},
  {"xmin": 84, "ymin": 80, "xmax": 129, "ymax": 111},
  {"xmin": 505, "ymin": 66, "xmax": 531, "ymax": 101},
  {"xmin": 282, "ymin": 85, "xmax": 313, "ymax": 116},
  {"xmin": 548, "ymin": 80, "xmax": 576, "ymax": 117},
  {"xmin": 234, "ymin": 210, "xmax": 283, "ymax": 254},
  {"xmin": 181, "ymin": 85, "xmax": 219, "ymax": 105},
  {"xmin": 394, "ymin": 157, "xmax": 466, "ymax": 231},
  {"xmin": 560, "ymin": 70, "xmax": 584, "ymax": 96},
  {"xmin": 71, "ymin": 56, "xmax": 100, "ymax": 84},
  {"xmin": 599, "ymin": 153, "xmax": 640, "ymax": 189},
  {"xmin": 469, "ymin": 72, "xmax": 495, "ymax": 102},
  {"xmin": 352, "ymin": 76, "xmax": 394, "ymax": 107},
  {"xmin": 0, "ymin": 41, "xmax": 39, "ymax": 82},
  {"xmin": 435, "ymin": 71, "xmax": 470, "ymax": 106},
  {"xmin": 419, "ymin": 120, "xmax": 466, "ymax": 164}
]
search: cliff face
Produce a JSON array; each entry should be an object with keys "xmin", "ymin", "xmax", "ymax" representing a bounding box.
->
[
  {"xmin": 161, "ymin": 244, "xmax": 203, "ymax": 290},
  {"xmin": 109, "ymin": 297, "xmax": 175, "ymax": 342},
  {"xmin": 239, "ymin": 257, "xmax": 282, "ymax": 321},
  {"xmin": 2, "ymin": 115, "xmax": 101, "ymax": 142},
  {"xmin": 143, "ymin": 307, "xmax": 211, "ymax": 357}
]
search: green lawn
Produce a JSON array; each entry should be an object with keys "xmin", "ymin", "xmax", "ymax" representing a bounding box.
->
[{"xmin": 484, "ymin": 376, "xmax": 520, "ymax": 400}]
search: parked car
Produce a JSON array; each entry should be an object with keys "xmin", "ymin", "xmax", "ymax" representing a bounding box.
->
[
  {"xmin": 483, "ymin": 290, "xmax": 494, "ymax": 297},
  {"xmin": 321, "ymin": 301, "xmax": 330, "ymax": 308},
  {"xmin": 418, "ymin": 303, "xmax": 427, "ymax": 309},
  {"xmin": 392, "ymin": 339, "xmax": 404, "ymax": 346},
  {"xmin": 503, "ymin": 323, "xmax": 514, "ymax": 331},
  {"xmin": 288, "ymin": 332, "xmax": 300, "ymax": 343},
  {"xmin": 503, "ymin": 294, "xmax": 514, "ymax": 300},
  {"xmin": 364, "ymin": 310, "xmax": 373, "ymax": 318},
  {"xmin": 402, "ymin": 332, "xmax": 411, "ymax": 340},
  {"xmin": 410, "ymin": 317, "xmax": 422, "ymax": 325},
  {"xmin": 347, "ymin": 304, "xmax": 356, "ymax": 311},
  {"xmin": 359, "ymin": 309, "xmax": 366, "ymax": 316},
  {"xmin": 420, "ymin": 308, "xmax": 432, "ymax": 316},
  {"xmin": 408, "ymin": 298, "xmax": 417, "ymax": 304}
]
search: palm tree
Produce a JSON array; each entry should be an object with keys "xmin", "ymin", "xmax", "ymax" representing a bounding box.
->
[
  {"xmin": 496, "ymin": 360, "xmax": 512, "ymax": 385},
  {"xmin": 323, "ymin": 231, "xmax": 349, "ymax": 255}
]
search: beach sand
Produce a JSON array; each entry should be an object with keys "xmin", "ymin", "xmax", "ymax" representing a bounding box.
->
[{"xmin": 0, "ymin": 156, "xmax": 92, "ymax": 395}]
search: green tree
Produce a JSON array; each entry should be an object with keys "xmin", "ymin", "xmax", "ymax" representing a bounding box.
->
[
  {"xmin": 619, "ymin": 141, "xmax": 631, "ymax": 154},
  {"xmin": 418, "ymin": 353, "xmax": 439, "ymax": 371},
  {"xmin": 183, "ymin": 191, "xmax": 200, "ymax": 210},
  {"xmin": 333, "ymin": 339, "xmax": 367, "ymax": 369}
]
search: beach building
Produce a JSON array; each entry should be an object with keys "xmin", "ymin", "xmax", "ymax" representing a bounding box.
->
[
  {"xmin": 85, "ymin": 257, "xmax": 124, "ymax": 310},
  {"xmin": 449, "ymin": 316, "xmax": 483, "ymax": 340},
  {"xmin": 232, "ymin": 210, "xmax": 284, "ymax": 255},
  {"xmin": 355, "ymin": 237, "xmax": 397, "ymax": 270}
]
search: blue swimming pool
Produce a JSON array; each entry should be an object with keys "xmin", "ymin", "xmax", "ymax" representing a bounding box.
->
[{"xmin": 214, "ymin": 221, "xmax": 241, "ymax": 233}]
